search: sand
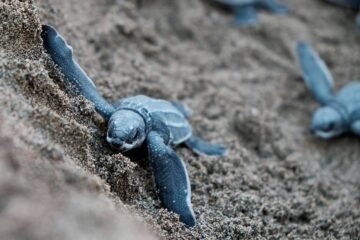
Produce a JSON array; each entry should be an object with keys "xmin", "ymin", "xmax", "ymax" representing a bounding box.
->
[{"xmin": 0, "ymin": 0, "xmax": 359, "ymax": 239}]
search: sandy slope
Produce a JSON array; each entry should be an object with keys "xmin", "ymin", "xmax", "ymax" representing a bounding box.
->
[{"xmin": 0, "ymin": 0, "xmax": 359, "ymax": 239}]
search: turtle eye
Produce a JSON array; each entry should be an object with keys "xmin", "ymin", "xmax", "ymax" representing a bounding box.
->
[
  {"xmin": 133, "ymin": 130, "xmax": 139, "ymax": 140},
  {"xmin": 129, "ymin": 128, "xmax": 138, "ymax": 140}
]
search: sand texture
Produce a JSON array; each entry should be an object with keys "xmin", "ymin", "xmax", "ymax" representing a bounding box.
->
[{"xmin": 0, "ymin": 0, "xmax": 360, "ymax": 239}]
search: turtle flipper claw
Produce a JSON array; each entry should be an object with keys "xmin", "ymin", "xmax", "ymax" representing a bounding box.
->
[
  {"xmin": 296, "ymin": 41, "xmax": 335, "ymax": 105},
  {"xmin": 41, "ymin": 25, "xmax": 115, "ymax": 119},
  {"xmin": 185, "ymin": 135, "xmax": 226, "ymax": 156},
  {"xmin": 147, "ymin": 131, "xmax": 196, "ymax": 227}
]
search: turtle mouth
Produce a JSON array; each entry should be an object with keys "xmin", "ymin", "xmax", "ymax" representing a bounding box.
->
[
  {"xmin": 118, "ymin": 143, "xmax": 135, "ymax": 152},
  {"xmin": 106, "ymin": 135, "xmax": 141, "ymax": 152}
]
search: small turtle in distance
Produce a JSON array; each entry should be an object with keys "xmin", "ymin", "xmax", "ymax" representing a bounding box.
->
[
  {"xmin": 296, "ymin": 41, "xmax": 360, "ymax": 139},
  {"xmin": 211, "ymin": 0, "xmax": 288, "ymax": 26},
  {"xmin": 325, "ymin": 0, "xmax": 360, "ymax": 30},
  {"xmin": 41, "ymin": 24, "xmax": 226, "ymax": 227}
]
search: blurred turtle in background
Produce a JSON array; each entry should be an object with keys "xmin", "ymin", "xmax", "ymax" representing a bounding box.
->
[
  {"xmin": 296, "ymin": 41, "xmax": 360, "ymax": 139},
  {"xmin": 211, "ymin": 0, "xmax": 288, "ymax": 26},
  {"xmin": 325, "ymin": 0, "xmax": 360, "ymax": 29}
]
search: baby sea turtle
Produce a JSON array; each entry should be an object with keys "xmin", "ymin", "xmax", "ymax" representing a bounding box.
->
[
  {"xmin": 212, "ymin": 0, "xmax": 288, "ymax": 25},
  {"xmin": 296, "ymin": 41, "xmax": 360, "ymax": 139},
  {"xmin": 41, "ymin": 25, "xmax": 226, "ymax": 227},
  {"xmin": 325, "ymin": 0, "xmax": 360, "ymax": 30}
]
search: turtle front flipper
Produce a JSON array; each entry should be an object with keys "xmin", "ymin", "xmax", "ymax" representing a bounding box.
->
[
  {"xmin": 233, "ymin": 5, "xmax": 258, "ymax": 26},
  {"xmin": 147, "ymin": 131, "xmax": 196, "ymax": 227},
  {"xmin": 41, "ymin": 25, "xmax": 115, "ymax": 120},
  {"xmin": 259, "ymin": 0, "xmax": 289, "ymax": 14},
  {"xmin": 356, "ymin": 12, "xmax": 360, "ymax": 30},
  {"xmin": 185, "ymin": 135, "xmax": 226, "ymax": 156},
  {"xmin": 296, "ymin": 41, "xmax": 335, "ymax": 105}
]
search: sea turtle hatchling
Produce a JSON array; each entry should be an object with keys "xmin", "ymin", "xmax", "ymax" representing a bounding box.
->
[
  {"xmin": 41, "ymin": 25, "xmax": 226, "ymax": 227},
  {"xmin": 296, "ymin": 41, "xmax": 360, "ymax": 139},
  {"xmin": 212, "ymin": 0, "xmax": 288, "ymax": 26},
  {"xmin": 325, "ymin": 0, "xmax": 360, "ymax": 30}
]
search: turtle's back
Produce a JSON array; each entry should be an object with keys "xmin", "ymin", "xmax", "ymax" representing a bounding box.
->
[{"xmin": 114, "ymin": 95, "xmax": 192, "ymax": 145}]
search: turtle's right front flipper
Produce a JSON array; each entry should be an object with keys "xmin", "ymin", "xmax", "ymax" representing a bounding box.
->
[
  {"xmin": 41, "ymin": 25, "xmax": 115, "ymax": 119},
  {"xmin": 147, "ymin": 131, "xmax": 196, "ymax": 227},
  {"xmin": 296, "ymin": 42, "xmax": 335, "ymax": 105}
]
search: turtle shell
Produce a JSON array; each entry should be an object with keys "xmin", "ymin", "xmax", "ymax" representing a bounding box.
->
[
  {"xmin": 335, "ymin": 82, "xmax": 360, "ymax": 115},
  {"xmin": 113, "ymin": 95, "xmax": 192, "ymax": 145}
]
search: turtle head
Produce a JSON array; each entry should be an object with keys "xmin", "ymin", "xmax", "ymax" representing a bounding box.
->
[
  {"xmin": 107, "ymin": 110, "xmax": 146, "ymax": 151},
  {"xmin": 310, "ymin": 106, "xmax": 347, "ymax": 139}
]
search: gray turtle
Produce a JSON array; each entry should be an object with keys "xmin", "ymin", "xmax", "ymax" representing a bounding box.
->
[
  {"xmin": 296, "ymin": 41, "xmax": 360, "ymax": 139},
  {"xmin": 212, "ymin": 0, "xmax": 288, "ymax": 25},
  {"xmin": 41, "ymin": 25, "xmax": 226, "ymax": 227},
  {"xmin": 325, "ymin": 0, "xmax": 360, "ymax": 30}
]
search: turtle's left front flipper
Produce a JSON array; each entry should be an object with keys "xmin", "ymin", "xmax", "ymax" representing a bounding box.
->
[
  {"xmin": 41, "ymin": 25, "xmax": 115, "ymax": 120},
  {"xmin": 147, "ymin": 131, "xmax": 196, "ymax": 227},
  {"xmin": 185, "ymin": 135, "xmax": 226, "ymax": 156},
  {"xmin": 296, "ymin": 41, "xmax": 335, "ymax": 105}
]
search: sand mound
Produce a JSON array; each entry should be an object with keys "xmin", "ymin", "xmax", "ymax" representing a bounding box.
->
[{"xmin": 1, "ymin": 0, "xmax": 359, "ymax": 239}]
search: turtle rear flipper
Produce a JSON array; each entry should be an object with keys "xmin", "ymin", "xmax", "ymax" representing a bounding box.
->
[
  {"xmin": 41, "ymin": 25, "xmax": 115, "ymax": 119},
  {"xmin": 185, "ymin": 135, "xmax": 226, "ymax": 156},
  {"xmin": 147, "ymin": 131, "xmax": 196, "ymax": 227},
  {"xmin": 296, "ymin": 41, "xmax": 335, "ymax": 105}
]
